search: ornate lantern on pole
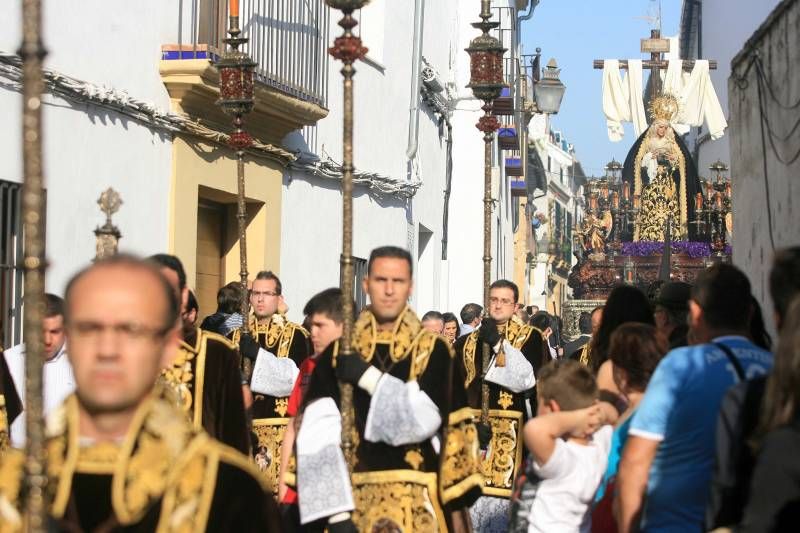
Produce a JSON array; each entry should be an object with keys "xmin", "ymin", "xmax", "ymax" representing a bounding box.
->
[
  {"xmin": 19, "ymin": 0, "xmax": 48, "ymax": 529},
  {"xmin": 466, "ymin": 0, "xmax": 507, "ymax": 425},
  {"xmin": 215, "ymin": 1, "xmax": 257, "ymax": 342},
  {"xmin": 325, "ymin": 0, "xmax": 370, "ymax": 470}
]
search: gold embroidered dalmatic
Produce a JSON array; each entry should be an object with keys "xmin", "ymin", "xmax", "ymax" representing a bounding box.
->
[
  {"xmin": 0, "ymin": 392, "xmax": 279, "ymax": 532},
  {"xmin": 231, "ymin": 314, "xmax": 310, "ymax": 491},
  {"xmin": 455, "ymin": 315, "xmax": 546, "ymax": 498},
  {"xmin": 300, "ymin": 307, "xmax": 482, "ymax": 532}
]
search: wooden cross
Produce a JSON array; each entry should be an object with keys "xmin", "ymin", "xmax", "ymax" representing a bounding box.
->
[{"xmin": 594, "ymin": 30, "xmax": 717, "ymax": 101}]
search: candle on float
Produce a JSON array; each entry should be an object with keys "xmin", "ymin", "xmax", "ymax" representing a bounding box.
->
[
  {"xmin": 705, "ymin": 180, "xmax": 712, "ymax": 196},
  {"xmin": 695, "ymin": 192, "xmax": 704, "ymax": 211},
  {"xmin": 611, "ymin": 192, "xmax": 619, "ymax": 210},
  {"xmin": 230, "ymin": 0, "xmax": 239, "ymax": 17},
  {"xmin": 589, "ymin": 194, "xmax": 598, "ymax": 211},
  {"xmin": 623, "ymin": 182, "xmax": 630, "ymax": 201},
  {"xmin": 633, "ymin": 194, "xmax": 640, "ymax": 210},
  {"xmin": 601, "ymin": 184, "xmax": 609, "ymax": 199},
  {"xmin": 725, "ymin": 181, "xmax": 732, "ymax": 198},
  {"xmin": 714, "ymin": 193, "xmax": 723, "ymax": 210}
]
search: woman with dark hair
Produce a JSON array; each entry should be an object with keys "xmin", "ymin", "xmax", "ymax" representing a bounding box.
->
[
  {"xmin": 748, "ymin": 295, "xmax": 772, "ymax": 351},
  {"xmin": 441, "ymin": 312, "xmax": 460, "ymax": 344},
  {"xmin": 592, "ymin": 323, "xmax": 668, "ymax": 532},
  {"xmin": 736, "ymin": 296, "xmax": 800, "ymax": 532},
  {"xmin": 589, "ymin": 285, "xmax": 654, "ymax": 373}
]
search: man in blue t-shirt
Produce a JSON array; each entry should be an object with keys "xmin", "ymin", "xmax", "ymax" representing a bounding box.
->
[{"xmin": 616, "ymin": 264, "xmax": 773, "ymax": 533}]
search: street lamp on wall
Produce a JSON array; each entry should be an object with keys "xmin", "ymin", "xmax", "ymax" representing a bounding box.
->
[{"xmin": 534, "ymin": 58, "xmax": 566, "ymax": 115}]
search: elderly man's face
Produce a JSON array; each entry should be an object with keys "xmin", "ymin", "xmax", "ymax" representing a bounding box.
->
[
  {"xmin": 422, "ymin": 318, "xmax": 444, "ymax": 335},
  {"xmin": 66, "ymin": 265, "xmax": 178, "ymax": 417}
]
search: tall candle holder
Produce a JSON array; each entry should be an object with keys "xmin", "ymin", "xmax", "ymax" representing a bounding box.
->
[{"xmin": 693, "ymin": 160, "xmax": 732, "ymax": 256}]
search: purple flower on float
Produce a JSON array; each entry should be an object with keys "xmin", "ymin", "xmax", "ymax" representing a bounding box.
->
[{"xmin": 620, "ymin": 241, "xmax": 732, "ymax": 259}]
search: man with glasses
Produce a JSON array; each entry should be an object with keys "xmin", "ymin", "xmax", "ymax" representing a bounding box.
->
[
  {"xmin": 0, "ymin": 255, "xmax": 280, "ymax": 530},
  {"xmin": 454, "ymin": 279, "xmax": 546, "ymax": 533},
  {"xmin": 229, "ymin": 270, "xmax": 310, "ymax": 492},
  {"xmin": 148, "ymin": 254, "xmax": 250, "ymax": 455}
]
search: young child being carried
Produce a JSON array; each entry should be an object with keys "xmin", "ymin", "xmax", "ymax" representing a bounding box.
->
[{"xmin": 513, "ymin": 359, "xmax": 617, "ymax": 533}]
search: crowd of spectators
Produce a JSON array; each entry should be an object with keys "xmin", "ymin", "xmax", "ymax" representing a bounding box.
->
[{"xmin": 506, "ymin": 247, "xmax": 800, "ymax": 533}]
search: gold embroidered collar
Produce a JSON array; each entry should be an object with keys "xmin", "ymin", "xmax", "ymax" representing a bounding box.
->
[
  {"xmin": 352, "ymin": 306, "xmax": 424, "ymax": 362},
  {"xmin": 47, "ymin": 391, "xmax": 199, "ymax": 525},
  {"xmin": 250, "ymin": 314, "xmax": 288, "ymax": 346},
  {"xmin": 501, "ymin": 314, "xmax": 537, "ymax": 350}
]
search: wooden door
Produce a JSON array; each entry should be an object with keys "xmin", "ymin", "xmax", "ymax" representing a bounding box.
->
[{"xmin": 196, "ymin": 200, "xmax": 225, "ymax": 321}]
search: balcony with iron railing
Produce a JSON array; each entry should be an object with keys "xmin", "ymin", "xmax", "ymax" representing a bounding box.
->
[{"xmin": 161, "ymin": 0, "xmax": 330, "ymax": 144}]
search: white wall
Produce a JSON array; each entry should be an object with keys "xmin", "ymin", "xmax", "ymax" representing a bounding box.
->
[
  {"xmin": 280, "ymin": 0, "xmax": 523, "ymax": 322},
  {"xmin": 0, "ymin": 1, "xmax": 177, "ymax": 295},
  {"xmin": 279, "ymin": 0, "xmax": 463, "ymax": 322},
  {"xmin": 682, "ymin": 0, "xmax": 782, "ymax": 174}
]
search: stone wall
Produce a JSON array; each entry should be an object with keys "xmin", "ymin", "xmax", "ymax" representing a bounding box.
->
[{"xmin": 728, "ymin": 0, "xmax": 800, "ymax": 338}]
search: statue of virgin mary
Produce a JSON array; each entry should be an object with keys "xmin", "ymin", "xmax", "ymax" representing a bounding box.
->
[{"xmin": 621, "ymin": 94, "xmax": 700, "ymax": 241}]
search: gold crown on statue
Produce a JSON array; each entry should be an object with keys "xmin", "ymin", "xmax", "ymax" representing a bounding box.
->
[{"xmin": 648, "ymin": 93, "xmax": 680, "ymax": 122}]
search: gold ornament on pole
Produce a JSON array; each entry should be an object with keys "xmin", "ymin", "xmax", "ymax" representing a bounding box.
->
[
  {"xmin": 215, "ymin": 0, "xmax": 257, "ymax": 373},
  {"xmin": 325, "ymin": 0, "xmax": 370, "ymax": 470},
  {"xmin": 466, "ymin": 0, "xmax": 507, "ymax": 425},
  {"xmin": 20, "ymin": 0, "xmax": 48, "ymax": 529},
  {"xmin": 94, "ymin": 187, "xmax": 122, "ymax": 261}
]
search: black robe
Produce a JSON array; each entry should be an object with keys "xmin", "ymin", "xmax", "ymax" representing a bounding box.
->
[
  {"xmin": 0, "ymin": 393, "xmax": 281, "ymax": 532},
  {"xmin": 161, "ymin": 327, "xmax": 250, "ymax": 455},
  {"xmin": 0, "ymin": 349, "xmax": 22, "ymax": 450},
  {"xmin": 621, "ymin": 128, "xmax": 701, "ymax": 241},
  {"xmin": 230, "ymin": 316, "xmax": 310, "ymax": 492},
  {"xmin": 300, "ymin": 308, "xmax": 481, "ymax": 530},
  {"xmin": 453, "ymin": 316, "xmax": 547, "ymax": 498}
]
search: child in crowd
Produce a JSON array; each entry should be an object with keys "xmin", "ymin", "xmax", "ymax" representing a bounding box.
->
[
  {"xmin": 513, "ymin": 360, "xmax": 616, "ymax": 533},
  {"xmin": 278, "ymin": 288, "xmax": 345, "ymax": 532}
]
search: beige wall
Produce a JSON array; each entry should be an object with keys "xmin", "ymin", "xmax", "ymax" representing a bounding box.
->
[{"xmin": 168, "ymin": 136, "xmax": 283, "ymax": 294}]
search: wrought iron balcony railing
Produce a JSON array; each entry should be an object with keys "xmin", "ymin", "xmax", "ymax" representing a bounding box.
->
[{"xmin": 183, "ymin": 0, "xmax": 330, "ymax": 108}]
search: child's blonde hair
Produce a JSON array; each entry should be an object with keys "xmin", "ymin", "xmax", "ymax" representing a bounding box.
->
[{"xmin": 537, "ymin": 359, "xmax": 597, "ymax": 411}]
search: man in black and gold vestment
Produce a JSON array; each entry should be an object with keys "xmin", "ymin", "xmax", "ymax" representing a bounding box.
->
[
  {"xmin": 295, "ymin": 246, "xmax": 482, "ymax": 532},
  {"xmin": 229, "ymin": 270, "xmax": 311, "ymax": 490},
  {"xmin": 454, "ymin": 279, "xmax": 547, "ymax": 532},
  {"xmin": 0, "ymin": 256, "xmax": 279, "ymax": 531},
  {"xmin": 149, "ymin": 254, "xmax": 250, "ymax": 455},
  {"xmin": 0, "ymin": 350, "xmax": 22, "ymax": 451}
]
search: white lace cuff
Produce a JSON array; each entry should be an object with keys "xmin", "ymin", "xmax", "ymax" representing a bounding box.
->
[
  {"xmin": 249, "ymin": 348, "xmax": 299, "ymax": 397},
  {"xmin": 484, "ymin": 340, "xmax": 535, "ymax": 393},
  {"xmin": 297, "ymin": 398, "xmax": 354, "ymax": 524},
  {"xmin": 364, "ymin": 374, "xmax": 441, "ymax": 446}
]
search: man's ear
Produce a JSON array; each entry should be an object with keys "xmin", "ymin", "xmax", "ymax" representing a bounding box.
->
[
  {"xmin": 160, "ymin": 324, "xmax": 181, "ymax": 369},
  {"xmin": 180, "ymin": 286, "xmax": 189, "ymax": 314},
  {"xmin": 549, "ymin": 399, "xmax": 561, "ymax": 413},
  {"xmin": 688, "ymin": 300, "xmax": 703, "ymax": 327}
]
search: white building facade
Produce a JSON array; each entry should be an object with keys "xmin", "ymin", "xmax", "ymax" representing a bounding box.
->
[
  {"xmin": 526, "ymin": 114, "xmax": 585, "ymax": 317},
  {"xmin": 0, "ymin": 1, "xmax": 538, "ymax": 343}
]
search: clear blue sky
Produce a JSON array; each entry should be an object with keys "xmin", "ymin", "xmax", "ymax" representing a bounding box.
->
[{"xmin": 521, "ymin": 0, "xmax": 681, "ymax": 176}]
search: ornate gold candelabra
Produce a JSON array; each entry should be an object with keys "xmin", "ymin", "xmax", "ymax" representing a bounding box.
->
[
  {"xmin": 20, "ymin": 0, "xmax": 48, "ymax": 529},
  {"xmin": 215, "ymin": 1, "xmax": 257, "ymax": 342},
  {"xmin": 693, "ymin": 160, "xmax": 732, "ymax": 256},
  {"xmin": 325, "ymin": 0, "xmax": 370, "ymax": 471},
  {"xmin": 466, "ymin": 0, "xmax": 507, "ymax": 425}
]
